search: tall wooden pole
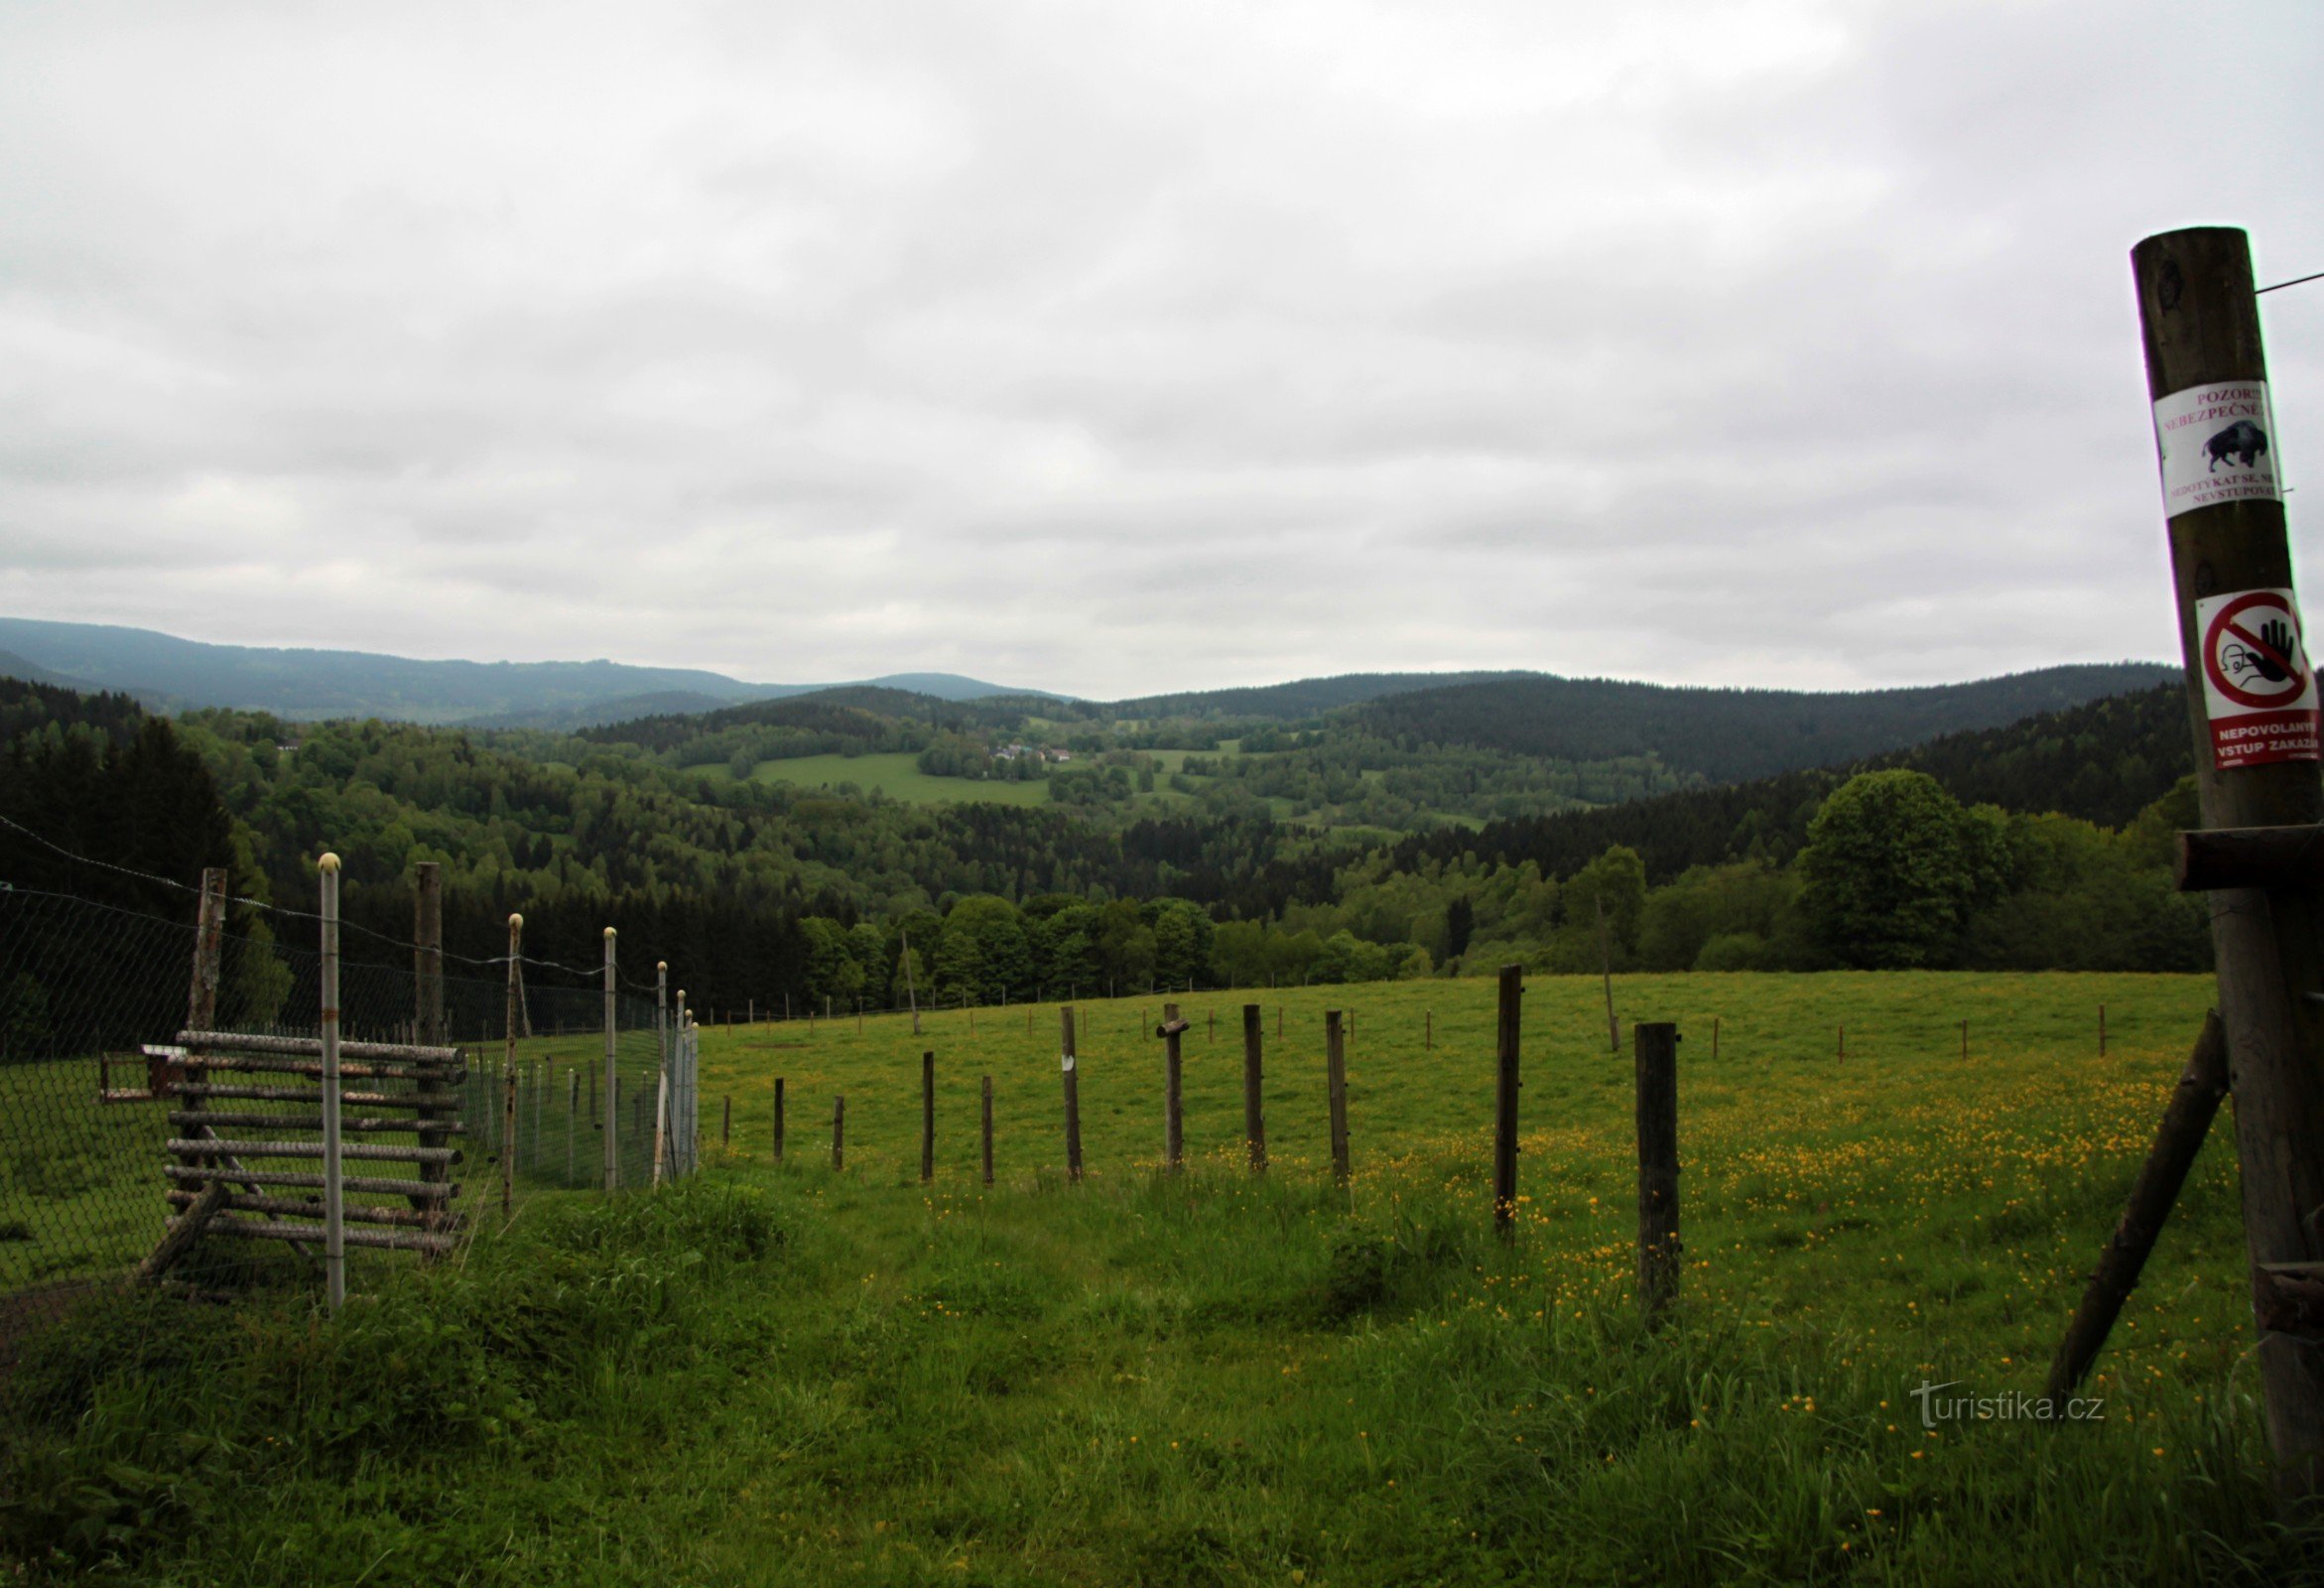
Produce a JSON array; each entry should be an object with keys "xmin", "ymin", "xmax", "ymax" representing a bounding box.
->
[
  {"xmin": 2136, "ymin": 224, "xmax": 2324, "ymax": 1501},
  {"xmin": 832, "ymin": 1095, "xmax": 844, "ymax": 1171},
  {"xmin": 773, "ymin": 1077, "xmax": 786, "ymax": 1163},
  {"xmin": 1493, "ymin": 966, "xmax": 1521, "ymax": 1238},
  {"xmin": 1240, "ymin": 1003, "xmax": 1266, "ymax": 1174},
  {"xmin": 1059, "ymin": 1007, "xmax": 1083, "ymax": 1181}
]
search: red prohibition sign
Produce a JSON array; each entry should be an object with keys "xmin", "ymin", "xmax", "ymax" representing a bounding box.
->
[{"xmin": 2204, "ymin": 592, "xmax": 2309, "ymax": 711}]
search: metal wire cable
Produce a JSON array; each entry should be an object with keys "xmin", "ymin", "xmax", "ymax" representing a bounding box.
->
[{"xmin": 0, "ymin": 810, "xmax": 657, "ymax": 990}]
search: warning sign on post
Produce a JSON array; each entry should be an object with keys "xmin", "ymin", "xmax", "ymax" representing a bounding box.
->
[
  {"xmin": 2153, "ymin": 381, "xmax": 2280, "ymax": 517},
  {"xmin": 2197, "ymin": 588, "xmax": 2322, "ymax": 768}
]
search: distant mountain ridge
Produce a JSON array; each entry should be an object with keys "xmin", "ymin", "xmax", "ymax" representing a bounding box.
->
[{"xmin": 0, "ymin": 617, "xmax": 1052, "ymax": 725}]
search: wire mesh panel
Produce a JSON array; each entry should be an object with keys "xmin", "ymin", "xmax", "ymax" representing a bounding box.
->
[
  {"xmin": 0, "ymin": 878, "xmax": 686, "ymax": 1336},
  {"xmin": 459, "ymin": 978, "xmax": 667, "ymax": 1195}
]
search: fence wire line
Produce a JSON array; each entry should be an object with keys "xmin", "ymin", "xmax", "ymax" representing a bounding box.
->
[
  {"xmin": 0, "ymin": 810, "xmax": 665, "ymax": 992},
  {"xmin": 0, "ymin": 881, "xmax": 689, "ymax": 1333}
]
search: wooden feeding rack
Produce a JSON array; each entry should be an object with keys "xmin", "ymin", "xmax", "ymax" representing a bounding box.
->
[{"xmin": 144, "ymin": 1028, "xmax": 468, "ymax": 1272}]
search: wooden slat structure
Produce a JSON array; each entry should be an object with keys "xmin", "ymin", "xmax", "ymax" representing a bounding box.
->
[{"xmin": 152, "ymin": 1028, "xmax": 467, "ymax": 1263}]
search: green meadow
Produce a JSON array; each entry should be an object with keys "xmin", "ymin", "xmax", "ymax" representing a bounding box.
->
[{"xmin": 7, "ymin": 972, "xmax": 2312, "ymax": 1585}]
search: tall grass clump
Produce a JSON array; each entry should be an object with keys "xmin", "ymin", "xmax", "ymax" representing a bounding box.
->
[{"xmin": 0, "ymin": 1180, "xmax": 784, "ymax": 1578}]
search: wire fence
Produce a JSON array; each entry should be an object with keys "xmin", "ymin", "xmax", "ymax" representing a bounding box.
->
[{"xmin": 0, "ymin": 878, "xmax": 690, "ymax": 1337}]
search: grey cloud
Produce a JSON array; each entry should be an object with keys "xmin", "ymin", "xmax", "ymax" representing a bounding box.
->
[{"xmin": 0, "ymin": 0, "xmax": 2316, "ymax": 698}]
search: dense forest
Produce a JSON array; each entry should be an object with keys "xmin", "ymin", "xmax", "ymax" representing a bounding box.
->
[
  {"xmin": 1353, "ymin": 664, "xmax": 2176, "ymax": 783},
  {"xmin": 0, "ymin": 663, "xmax": 2213, "ymax": 1038}
]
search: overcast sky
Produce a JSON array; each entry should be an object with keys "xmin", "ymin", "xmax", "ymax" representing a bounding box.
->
[{"xmin": 2, "ymin": 1, "xmax": 2319, "ymax": 699}]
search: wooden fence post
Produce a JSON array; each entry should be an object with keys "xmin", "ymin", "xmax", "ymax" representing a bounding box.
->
[
  {"xmin": 981, "ymin": 1075, "xmax": 994, "ymax": 1187},
  {"xmin": 1635, "ymin": 1021, "xmax": 1680, "ymax": 1321},
  {"xmin": 722, "ymin": 1095, "xmax": 732, "ymax": 1150},
  {"xmin": 2100, "ymin": 1002, "xmax": 2109, "ymax": 1057},
  {"xmin": 1596, "ymin": 896, "xmax": 1618, "ymax": 1054},
  {"xmin": 319, "ymin": 854, "xmax": 345, "ymax": 1311},
  {"xmin": 503, "ymin": 913, "xmax": 520, "ymax": 1221},
  {"xmin": 1325, "ymin": 1009, "xmax": 1350, "ymax": 1188},
  {"xmin": 1425, "ymin": 1009, "xmax": 1432, "ymax": 1050},
  {"xmin": 415, "ymin": 861, "xmax": 444, "ymax": 1046},
  {"xmin": 1493, "ymin": 966, "xmax": 1520, "ymax": 1238},
  {"xmin": 773, "ymin": 1078, "xmax": 785, "ymax": 1162},
  {"xmin": 832, "ymin": 1095, "xmax": 844, "ymax": 1171},
  {"xmin": 922, "ymin": 1051, "xmax": 936, "ymax": 1183},
  {"xmin": 1241, "ymin": 1003, "xmax": 1266, "ymax": 1174},
  {"xmin": 1060, "ymin": 1007, "xmax": 1083, "ymax": 1181},
  {"xmin": 601, "ymin": 929, "xmax": 618, "ymax": 1192},
  {"xmin": 1159, "ymin": 1002, "xmax": 1187, "ymax": 1171}
]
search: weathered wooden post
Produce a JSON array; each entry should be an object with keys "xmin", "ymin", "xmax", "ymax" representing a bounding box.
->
[
  {"xmin": 1425, "ymin": 1009, "xmax": 1432, "ymax": 1051},
  {"xmin": 921, "ymin": 1051, "xmax": 936, "ymax": 1183},
  {"xmin": 773, "ymin": 1078, "xmax": 786, "ymax": 1162},
  {"xmin": 319, "ymin": 854, "xmax": 346, "ymax": 1311},
  {"xmin": 1325, "ymin": 1008, "xmax": 1350, "ymax": 1189},
  {"xmin": 651, "ymin": 962, "xmax": 671, "ymax": 1186},
  {"xmin": 1241, "ymin": 1003, "xmax": 1266, "ymax": 1173},
  {"xmin": 601, "ymin": 928, "xmax": 618, "ymax": 1192},
  {"xmin": 1060, "ymin": 1007, "xmax": 1083, "ymax": 1181},
  {"xmin": 1493, "ymin": 966, "xmax": 1520, "ymax": 1238},
  {"xmin": 722, "ymin": 1094, "xmax": 732, "ymax": 1149},
  {"xmin": 903, "ymin": 929, "xmax": 921, "ymax": 1037},
  {"xmin": 503, "ymin": 913, "xmax": 520, "ymax": 1220},
  {"xmin": 1635, "ymin": 1021, "xmax": 1680, "ymax": 1321},
  {"xmin": 2135, "ymin": 224, "xmax": 2324, "ymax": 1501},
  {"xmin": 1157, "ymin": 1003, "xmax": 1188, "ymax": 1171},
  {"xmin": 415, "ymin": 861, "xmax": 444, "ymax": 1046},
  {"xmin": 980, "ymin": 1075, "xmax": 994, "ymax": 1187},
  {"xmin": 832, "ymin": 1095, "xmax": 844, "ymax": 1171},
  {"xmin": 2100, "ymin": 1002, "xmax": 2109, "ymax": 1057},
  {"xmin": 1960, "ymin": 1018, "xmax": 1969, "ymax": 1060},
  {"xmin": 415, "ymin": 866, "xmax": 452, "ymax": 1230}
]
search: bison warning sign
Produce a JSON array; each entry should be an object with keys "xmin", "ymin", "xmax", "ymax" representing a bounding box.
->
[
  {"xmin": 2153, "ymin": 380, "xmax": 2280, "ymax": 517},
  {"xmin": 2197, "ymin": 588, "xmax": 2322, "ymax": 768}
]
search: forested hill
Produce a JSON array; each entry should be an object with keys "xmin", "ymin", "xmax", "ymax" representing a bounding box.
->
[
  {"xmin": 1374, "ymin": 683, "xmax": 2192, "ymax": 889},
  {"xmin": 1356, "ymin": 663, "xmax": 2177, "ymax": 784},
  {"xmin": 579, "ymin": 688, "xmax": 1032, "ymax": 756},
  {"xmin": 1097, "ymin": 672, "xmax": 1527, "ymax": 722}
]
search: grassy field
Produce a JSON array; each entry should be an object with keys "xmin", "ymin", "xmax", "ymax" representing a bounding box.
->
[{"xmin": 6, "ymin": 972, "xmax": 2313, "ymax": 1585}]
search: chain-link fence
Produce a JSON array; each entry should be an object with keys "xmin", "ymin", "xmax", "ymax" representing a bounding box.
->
[{"xmin": 0, "ymin": 877, "xmax": 690, "ymax": 1338}]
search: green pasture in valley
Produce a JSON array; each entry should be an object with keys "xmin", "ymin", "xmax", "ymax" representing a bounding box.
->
[{"xmin": 7, "ymin": 972, "xmax": 2310, "ymax": 1585}]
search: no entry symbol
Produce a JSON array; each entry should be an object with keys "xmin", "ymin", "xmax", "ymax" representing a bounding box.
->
[{"xmin": 2195, "ymin": 588, "xmax": 2321, "ymax": 768}]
